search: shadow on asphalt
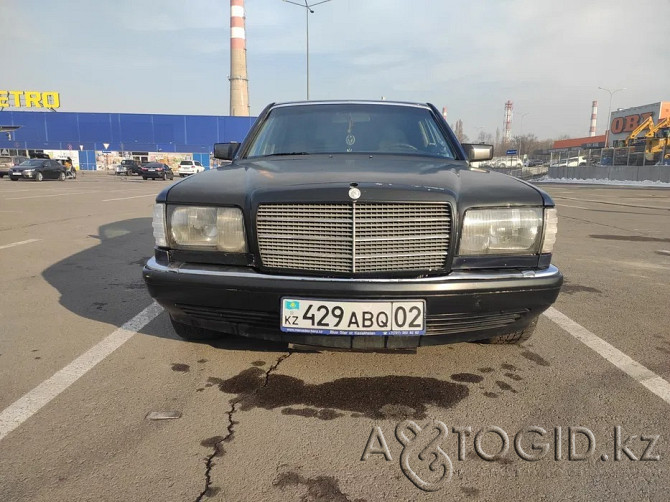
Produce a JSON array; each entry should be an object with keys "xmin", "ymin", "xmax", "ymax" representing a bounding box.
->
[{"xmin": 41, "ymin": 217, "xmax": 287, "ymax": 353}]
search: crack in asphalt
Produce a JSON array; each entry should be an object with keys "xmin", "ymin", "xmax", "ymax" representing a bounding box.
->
[{"xmin": 195, "ymin": 351, "xmax": 293, "ymax": 502}]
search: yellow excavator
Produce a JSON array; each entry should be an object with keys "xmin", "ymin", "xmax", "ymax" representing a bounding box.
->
[{"xmin": 614, "ymin": 116, "xmax": 670, "ymax": 163}]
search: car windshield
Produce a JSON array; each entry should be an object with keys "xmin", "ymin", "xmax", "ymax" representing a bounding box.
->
[
  {"xmin": 20, "ymin": 159, "xmax": 45, "ymax": 167},
  {"xmin": 245, "ymin": 103, "xmax": 457, "ymax": 159},
  {"xmin": 121, "ymin": 160, "xmax": 134, "ymax": 165}
]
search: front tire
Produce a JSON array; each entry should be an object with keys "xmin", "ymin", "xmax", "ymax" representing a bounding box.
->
[
  {"xmin": 35, "ymin": 172, "xmax": 43, "ymax": 182},
  {"xmin": 170, "ymin": 316, "xmax": 221, "ymax": 341},
  {"xmin": 142, "ymin": 177, "xmax": 147, "ymax": 180},
  {"xmin": 162, "ymin": 172, "xmax": 167, "ymax": 180},
  {"xmin": 485, "ymin": 317, "xmax": 538, "ymax": 344},
  {"xmin": 10, "ymin": 176, "xmax": 18, "ymax": 181},
  {"xmin": 59, "ymin": 171, "xmax": 66, "ymax": 181}
]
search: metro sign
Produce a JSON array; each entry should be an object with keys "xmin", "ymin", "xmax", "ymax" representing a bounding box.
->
[{"xmin": 0, "ymin": 90, "xmax": 60, "ymax": 109}]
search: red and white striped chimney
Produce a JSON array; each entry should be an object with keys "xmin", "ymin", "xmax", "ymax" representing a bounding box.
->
[
  {"xmin": 503, "ymin": 100, "xmax": 513, "ymax": 144},
  {"xmin": 589, "ymin": 100, "xmax": 598, "ymax": 137},
  {"xmin": 230, "ymin": 0, "xmax": 249, "ymax": 116}
]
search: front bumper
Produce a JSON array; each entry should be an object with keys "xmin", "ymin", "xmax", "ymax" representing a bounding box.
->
[{"xmin": 143, "ymin": 258, "xmax": 563, "ymax": 348}]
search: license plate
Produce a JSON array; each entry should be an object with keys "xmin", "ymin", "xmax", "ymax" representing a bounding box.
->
[
  {"xmin": 148, "ymin": 168, "xmax": 155, "ymax": 171},
  {"xmin": 281, "ymin": 298, "xmax": 425, "ymax": 336}
]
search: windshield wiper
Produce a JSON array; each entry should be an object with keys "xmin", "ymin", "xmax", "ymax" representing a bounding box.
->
[{"xmin": 260, "ymin": 152, "xmax": 310, "ymax": 157}]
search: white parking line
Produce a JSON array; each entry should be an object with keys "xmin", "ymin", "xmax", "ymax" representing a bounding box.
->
[
  {"xmin": 0, "ymin": 239, "xmax": 41, "ymax": 250},
  {"xmin": 556, "ymin": 203, "xmax": 590, "ymax": 210},
  {"xmin": 103, "ymin": 194, "xmax": 157, "ymax": 202},
  {"xmin": 5, "ymin": 191, "xmax": 94, "ymax": 201},
  {"xmin": 544, "ymin": 307, "xmax": 670, "ymax": 405},
  {"xmin": 0, "ymin": 302, "xmax": 164, "ymax": 442}
]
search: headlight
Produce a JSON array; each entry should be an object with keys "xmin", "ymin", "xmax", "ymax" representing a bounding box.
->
[
  {"xmin": 458, "ymin": 207, "xmax": 543, "ymax": 255},
  {"xmin": 152, "ymin": 203, "xmax": 167, "ymax": 247},
  {"xmin": 23, "ymin": 169, "xmax": 34, "ymax": 174},
  {"xmin": 168, "ymin": 205, "xmax": 247, "ymax": 252}
]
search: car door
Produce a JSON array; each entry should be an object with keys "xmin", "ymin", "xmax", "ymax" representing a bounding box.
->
[
  {"xmin": 50, "ymin": 160, "xmax": 61, "ymax": 178},
  {"xmin": 38, "ymin": 160, "xmax": 50, "ymax": 178}
]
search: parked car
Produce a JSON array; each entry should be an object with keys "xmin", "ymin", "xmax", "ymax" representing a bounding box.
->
[
  {"xmin": 177, "ymin": 160, "xmax": 205, "ymax": 177},
  {"xmin": 140, "ymin": 162, "xmax": 174, "ymax": 180},
  {"xmin": 566, "ymin": 156, "xmax": 587, "ymax": 167},
  {"xmin": 116, "ymin": 159, "xmax": 142, "ymax": 176},
  {"xmin": 0, "ymin": 155, "xmax": 29, "ymax": 177},
  {"xmin": 143, "ymin": 100, "xmax": 562, "ymax": 349},
  {"xmin": 9, "ymin": 159, "xmax": 67, "ymax": 181},
  {"xmin": 495, "ymin": 158, "xmax": 523, "ymax": 168}
]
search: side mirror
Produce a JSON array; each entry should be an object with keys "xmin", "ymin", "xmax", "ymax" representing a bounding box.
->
[
  {"xmin": 214, "ymin": 142, "xmax": 240, "ymax": 160},
  {"xmin": 462, "ymin": 143, "xmax": 493, "ymax": 162}
]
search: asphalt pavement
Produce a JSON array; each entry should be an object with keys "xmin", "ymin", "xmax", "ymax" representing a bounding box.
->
[{"xmin": 0, "ymin": 173, "xmax": 669, "ymax": 501}]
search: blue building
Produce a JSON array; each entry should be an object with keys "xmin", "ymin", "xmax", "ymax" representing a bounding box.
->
[{"xmin": 0, "ymin": 111, "xmax": 256, "ymax": 170}]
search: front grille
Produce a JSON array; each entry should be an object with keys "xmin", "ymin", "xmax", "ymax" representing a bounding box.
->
[
  {"xmin": 176, "ymin": 304, "xmax": 277, "ymax": 329},
  {"xmin": 424, "ymin": 310, "xmax": 529, "ymax": 336},
  {"xmin": 176, "ymin": 304, "xmax": 528, "ymax": 337},
  {"xmin": 256, "ymin": 202, "xmax": 451, "ymax": 274}
]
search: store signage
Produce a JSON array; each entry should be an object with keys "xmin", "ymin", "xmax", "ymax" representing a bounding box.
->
[
  {"xmin": 0, "ymin": 90, "xmax": 60, "ymax": 109},
  {"xmin": 610, "ymin": 112, "xmax": 653, "ymax": 134}
]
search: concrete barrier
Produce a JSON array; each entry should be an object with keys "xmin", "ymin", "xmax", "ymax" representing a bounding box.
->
[
  {"xmin": 608, "ymin": 166, "xmax": 636, "ymax": 181},
  {"xmin": 548, "ymin": 165, "xmax": 669, "ymax": 182}
]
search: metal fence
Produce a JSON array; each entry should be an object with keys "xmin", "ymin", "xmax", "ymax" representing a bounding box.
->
[{"xmin": 549, "ymin": 147, "xmax": 666, "ymax": 167}]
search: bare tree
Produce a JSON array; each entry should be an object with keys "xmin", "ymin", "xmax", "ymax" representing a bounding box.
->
[
  {"xmin": 477, "ymin": 131, "xmax": 494, "ymax": 144},
  {"xmin": 453, "ymin": 119, "xmax": 469, "ymax": 143}
]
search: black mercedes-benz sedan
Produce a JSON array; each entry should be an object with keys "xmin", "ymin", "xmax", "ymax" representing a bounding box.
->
[{"xmin": 143, "ymin": 101, "xmax": 562, "ymax": 349}]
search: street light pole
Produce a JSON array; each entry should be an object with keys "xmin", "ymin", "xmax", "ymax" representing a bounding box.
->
[
  {"xmin": 598, "ymin": 86, "xmax": 626, "ymax": 147},
  {"xmin": 283, "ymin": 0, "xmax": 332, "ymax": 100}
]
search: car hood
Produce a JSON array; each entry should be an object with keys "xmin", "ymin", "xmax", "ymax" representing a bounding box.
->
[{"xmin": 160, "ymin": 155, "xmax": 547, "ymax": 211}]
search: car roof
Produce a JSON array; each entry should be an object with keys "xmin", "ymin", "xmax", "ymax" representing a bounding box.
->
[{"xmin": 269, "ymin": 100, "xmax": 433, "ymax": 111}]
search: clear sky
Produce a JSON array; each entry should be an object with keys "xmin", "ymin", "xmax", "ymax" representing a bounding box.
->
[{"xmin": 2, "ymin": 0, "xmax": 668, "ymax": 141}]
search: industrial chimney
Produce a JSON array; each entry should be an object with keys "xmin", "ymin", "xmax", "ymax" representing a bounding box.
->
[
  {"xmin": 589, "ymin": 100, "xmax": 598, "ymax": 137},
  {"xmin": 230, "ymin": 0, "xmax": 249, "ymax": 116},
  {"xmin": 503, "ymin": 100, "xmax": 513, "ymax": 145}
]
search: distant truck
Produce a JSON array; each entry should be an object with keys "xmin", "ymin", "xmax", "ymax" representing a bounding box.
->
[
  {"xmin": 495, "ymin": 157, "xmax": 523, "ymax": 168},
  {"xmin": 566, "ymin": 156, "xmax": 587, "ymax": 167}
]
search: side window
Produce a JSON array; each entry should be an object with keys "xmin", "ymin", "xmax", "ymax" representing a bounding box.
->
[{"xmin": 195, "ymin": 162, "xmax": 202, "ymax": 166}]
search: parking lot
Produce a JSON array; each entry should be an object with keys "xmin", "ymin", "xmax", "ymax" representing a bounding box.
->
[{"xmin": 1, "ymin": 174, "xmax": 669, "ymax": 501}]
